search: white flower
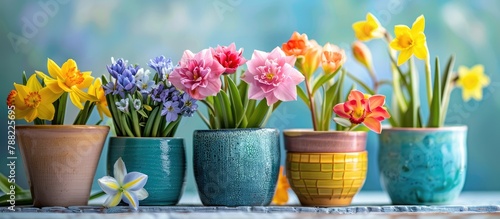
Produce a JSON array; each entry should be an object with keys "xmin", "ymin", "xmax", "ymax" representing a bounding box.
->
[
  {"xmin": 98, "ymin": 157, "xmax": 149, "ymax": 210},
  {"xmin": 135, "ymin": 68, "xmax": 156, "ymax": 94},
  {"xmin": 116, "ymin": 98, "xmax": 129, "ymax": 113}
]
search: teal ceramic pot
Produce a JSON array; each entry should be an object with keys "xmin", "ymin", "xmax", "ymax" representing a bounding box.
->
[
  {"xmin": 378, "ymin": 126, "xmax": 467, "ymax": 204},
  {"xmin": 107, "ymin": 137, "xmax": 186, "ymax": 205},
  {"xmin": 193, "ymin": 128, "xmax": 280, "ymax": 206}
]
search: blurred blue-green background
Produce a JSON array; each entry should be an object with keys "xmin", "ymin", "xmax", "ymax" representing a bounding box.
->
[{"xmin": 1, "ymin": 0, "xmax": 499, "ymax": 196}]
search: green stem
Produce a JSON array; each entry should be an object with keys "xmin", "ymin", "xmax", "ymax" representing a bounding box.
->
[
  {"xmin": 53, "ymin": 92, "xmax": 68, "ymax": 125},
  {"xmin": 425, "ymin": 56, "xmax": 433, "ymax": 107},
  {"xmin": 305, "ymin": 77, "xmax": 318, "ymax": 130}
]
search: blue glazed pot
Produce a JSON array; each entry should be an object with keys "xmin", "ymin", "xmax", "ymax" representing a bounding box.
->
[
  {"xmin": 193, "ymin": 128, "xmax": 280, "ymax": 206},
  {"xmin": 378, "ymin": 126, "xmax": 467, "ymax": 204},
  {"xmin": 107, "ymin": 137, "xmax": 186, "ymax": 205}
]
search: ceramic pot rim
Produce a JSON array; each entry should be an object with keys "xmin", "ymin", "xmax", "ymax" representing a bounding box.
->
[
  {"xmin": 283, "ymin": 129, "xmax": 367, "ymax": 136},
  {"xmin": 287, "ymin": 151, "xmax": 367, "ymax": 155},
  {"xmin": 381, "ymin": 125, "xmax": 467, "ymax": 132},
  {"xmin": 194, "ymin": 128, "xmax": 278, "ymax": 133},
  {"xmin": 16, "ymin": 125, "xmax": 109, "ymax": 130},
  {"xmin": 110, "ymin": 136, "xmax": 184, "ymax": 140}
]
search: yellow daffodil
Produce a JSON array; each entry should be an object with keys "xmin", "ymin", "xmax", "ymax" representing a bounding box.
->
[
  {"xmin": 13, "ymin": 74, "xmax": 59, "ymax": 122},
  {"xmin": 272, "ymin": 166, "xmax": 290, "ymax": 205},
  {"xmin": 88, "ymin": 78, "xmax": 111, "ymax": 120},
  {"xmin": 352, "ymin": 13, "xmax": 386, "ymax": 41},
  {"xmin": 456, "ymin": 65, "xmax": 490, "ymax": 101},
  {"xmin": 36, "ymin": 58, "xmax": 96, "ymax": 109},
  {"xmin": 390, "ymin": 15, "xmax": 429, "ymax": 66}
]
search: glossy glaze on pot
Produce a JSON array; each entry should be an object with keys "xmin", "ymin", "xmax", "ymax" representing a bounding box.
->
[
  {"xmin": 378, "ymin": 126, "xmax": 467, "ymax": 204},
  {"xmin": 193, "ymin": 128, "xmax": 280, "ymax": 206}
]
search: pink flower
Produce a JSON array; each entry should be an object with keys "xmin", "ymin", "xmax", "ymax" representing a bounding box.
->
[
  {"xmin": 170, "ymin": 49, "xmax": 225, "ymax": 100},
  {"xmin": 242, "ymin": 47, "xmax": 305, "ymax": 106},
  {"xmin": 333, "ymin": 90, "xmax": 390, "ymax": 133},
  {"xmin": 212, "ymin": 43, "xmax": 247, "ymax": 74}
]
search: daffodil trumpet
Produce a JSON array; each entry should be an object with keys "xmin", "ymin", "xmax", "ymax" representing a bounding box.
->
[
  {"xmin": 352, "ymin": 13, "xmax": 490, "ymax": 128},
  {"xmin": 9, "ymin": 58, "xmax": 109, "ymax": 125}
]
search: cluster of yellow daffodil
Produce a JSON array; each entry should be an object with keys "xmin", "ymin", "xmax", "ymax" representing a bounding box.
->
[
  {"xmin": 8, "ymin": 59, "xmax": 110, "ymax": 124},
  {"xmin": 352, "ymin": 13, "xmax": 490, "ymax": 127}
]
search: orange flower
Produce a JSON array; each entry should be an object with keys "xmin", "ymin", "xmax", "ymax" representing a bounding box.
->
[
  {"xmin": 282, "ymin": 32, "xmax": 310, "ymax": 56},
  {"xmin": 333, "ymin": 90, "xmax": 390, "ymax": 133},
  {"xmin": 6, "ymin": 90, "xmax": 17, "ymax": 107},
  {"xmin": 272, "ymin": 166, "xmax": 290, "ymax": 205},
  {"xmin": 299, "ymin": 40, "xmax": 322, "ymax": 78},
  {"xmin": 352, "ymin": 41, "xmax": 373, "ymax": 70},
  {"xmin": 322, "ymin": 43, "xmax": 346, "ymax": 74}
]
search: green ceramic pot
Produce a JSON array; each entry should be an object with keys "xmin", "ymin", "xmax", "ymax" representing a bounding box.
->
[
  {"xmin": 107, "ymin": 137, "xmax": 186, "ymax": 205},
  {"xmin": 193, "ymin": 128, "xmax": 280, "ymax": 206},
  {"xmin": 378, "ymin": 126, "xmax": 467, "ymax": 204}
]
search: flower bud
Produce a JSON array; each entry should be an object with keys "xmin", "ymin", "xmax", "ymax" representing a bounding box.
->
[{"xmin": 352, "ymin": 41, "xmax": 373, "ymax": 70}]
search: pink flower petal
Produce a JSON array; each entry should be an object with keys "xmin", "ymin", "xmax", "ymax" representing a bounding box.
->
[{"xmin": 333, "ymin": 103, "xmax": 350, "ymax": 118}]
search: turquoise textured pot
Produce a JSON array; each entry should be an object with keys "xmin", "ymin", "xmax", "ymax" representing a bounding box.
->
[
  {"xmin": 107, "ymin": 137, "xmax": 186, "ymax": 205},
  {"xmin": 193, "ymin": 128, "xmax": 280, "ymax": 206},
  {"xmin": 378, "ymin": 126, "xmax": 467, "ymax": 204}
]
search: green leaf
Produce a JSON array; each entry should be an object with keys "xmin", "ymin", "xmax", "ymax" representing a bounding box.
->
[
  {"xmin": 440, "ymin": 55, "xmax": 455, "ymax": 126},
  {"xmin": 388, "ymin": 51, "xmax": 411, "ymax": 90},
  {"xmin": 137, "ymin": 110, "xmax": 148, "ymax": 118},
  {"xmin": 151, "ymin": 104, "xmax": 164, "ymax": 137},
  {"xmin": 213, "ymin": 94, "xmax": 224, "ymax": 129},
  {"xmin": 333, "ymin": 117, "xmax": 351, "ymax": 127},
  {"xmin": 346, "ymin": 71, "xmax": 375, "ymax": 95},
  {"xmin": 219, "ymin": 90, "xmax": 234, "ymax": 127},
  {"xmin": 245, "ymin": 99, "xmax": 257, "ymax": 120},
  {"xmin": 312, "ymin": 72, "xmax": 337, "ymax": 95},
  {"xmin": 89, "ymin": 191, "xmax": 105, "ymax": 200},
  {"xmin": 162, "ymin": 117, "xmax": 181, "ymax": 137},
  {"xmin": 143, "ymin": 106, "xmax": 159, "ymax": 137},
  {"xmin": 106, "ymin": 94, "xmax": 123, "ymax": 136},
  {"xmin": 22, "ymin": 71, "xmax": 28, "ymax": 85},
  {"xmin": 227, "ymin": 77, "xmax": 245, "ymax": 127},
  {"xmin": 0, "ymin": 191, "xmax": 32, "ymax": 206},
  {"xmin": 427, "ymin": 57, "xmax": 442, "ymax": 127},
  {"xmin": 296, "ymin": 85, "xmax": 309, "ymax": 106},
  {"xmin": 333, "ymin": 70, "xmax": 346, "ymax": 131},
  {"xmin": 403, "ymin": 58, "xmax": 421, "ymax": 127},
  {"xmin": 126, "ymin": 97, "xmax": 141, "ymax": 137},
  {"xmin": 248, "ymin": 100, "xmax": 271, "ymax": 128}
]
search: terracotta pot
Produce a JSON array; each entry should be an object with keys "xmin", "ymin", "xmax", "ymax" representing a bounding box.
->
[
  {"xmin": 284, "ymin": 129, "xmax": 367, "ymax": 206},
  {"xmin": 17, "ymin": 125, "xmax": 109, "ymax": 207}
]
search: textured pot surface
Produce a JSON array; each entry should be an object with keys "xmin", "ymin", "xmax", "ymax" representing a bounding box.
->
[
  {"xmin": 378, "ymin": 126, "xmax": 467, "ymax": 204},
  {"xmin": 193, "ymin": 128, "xmax": 280, "ymax": 206},
  {"xmin": 284, "ymin": 129, "xmax": 366, "ymax": 153},
  {"xmin": 286, "ymin": 151, "xmax": 367, "ymax": 206},
  {"xmin": 17, "ymin": 125, "xmax": 109, "ymax": 207},
  {"xmin": 108, "ymin": 137, "xmax": 186, "ymax": 206}
]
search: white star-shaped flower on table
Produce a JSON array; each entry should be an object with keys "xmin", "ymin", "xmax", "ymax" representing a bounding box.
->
[{"xmin": 98, "ymin": 157, "xmax": 149, "ymax": 210}]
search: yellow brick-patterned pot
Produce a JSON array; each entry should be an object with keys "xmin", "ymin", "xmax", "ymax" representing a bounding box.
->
[
  {"xmin": 286, "ymin": 152, "xmax": 367, "ymax": 206},
  {"xmin": 284, "ymin": 129, "xmax": 367, "ymax": 206}
]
